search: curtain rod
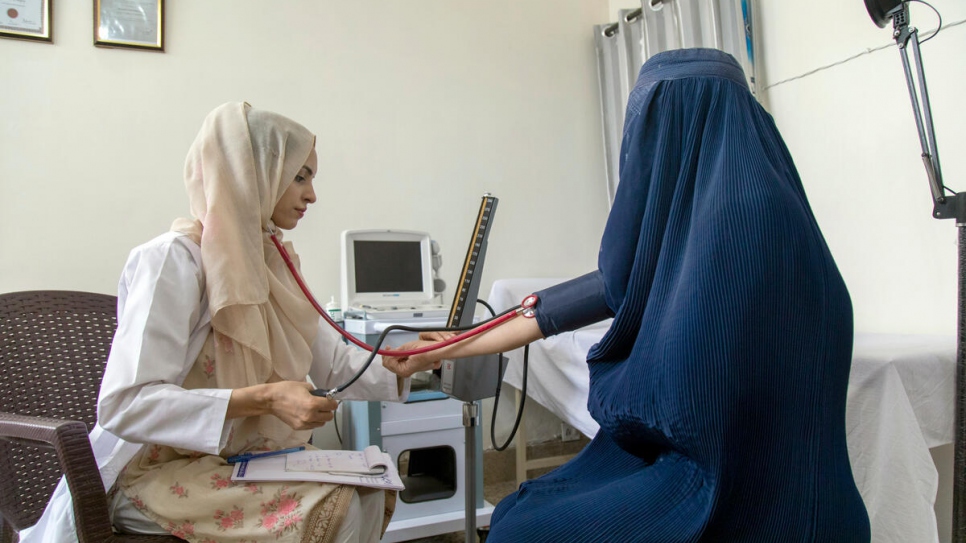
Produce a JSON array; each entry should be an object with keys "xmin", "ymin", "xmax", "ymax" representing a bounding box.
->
[{"xmin": 602, "ymin": 7, "xmax": 643, "ymax": 38}]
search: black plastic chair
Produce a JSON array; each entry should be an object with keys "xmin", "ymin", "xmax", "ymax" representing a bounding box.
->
[{"xmin": 0, "ymin": 290, "xmax": 181, "ymax": 542}]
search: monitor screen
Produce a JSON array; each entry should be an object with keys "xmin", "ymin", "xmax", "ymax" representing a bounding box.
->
[
  {"xmin": 353, "ymin": 241, "xmax": 423, "ymax": 293},
  {"xmin": 340, "ymin": 229, "xmax": 435, "ymax": 310}
]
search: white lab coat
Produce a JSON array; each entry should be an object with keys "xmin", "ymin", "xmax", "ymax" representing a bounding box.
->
[{"xmin": 19, "ymin": 232, "xmax": 409, "ymax": 543}]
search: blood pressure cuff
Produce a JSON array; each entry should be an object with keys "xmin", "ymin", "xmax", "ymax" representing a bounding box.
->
[{"xmin": 532, "ymin": 270, "xmax": 614, "ymax": 337}]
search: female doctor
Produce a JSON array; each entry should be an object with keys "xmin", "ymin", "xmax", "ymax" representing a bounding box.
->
[{"xmin": 21, "ymin": 102, "xmax": 408, "ymax": 543}]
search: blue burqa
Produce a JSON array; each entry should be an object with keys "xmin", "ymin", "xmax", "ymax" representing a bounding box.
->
[{"xmin": 487, "ymin": 49, "xmax": 870, "ymax": 542}]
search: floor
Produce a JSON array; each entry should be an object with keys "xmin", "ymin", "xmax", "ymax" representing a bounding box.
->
[{"xmin": 400, "ymin": 437, "xmax": 590, "ymax": 543}]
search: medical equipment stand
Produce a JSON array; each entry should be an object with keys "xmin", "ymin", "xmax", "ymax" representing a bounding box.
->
[
  {"xmin": 463, "ymin": 401, "xmax": 481, "ymax": 542},
  {"xmin": 865, "ymin": 3, "xmax": 966, "ymax": 540},
  {"xmin": 434, "ymin": 193, "xmax": 504, "ymax": 542},
  {"xmin": 439, "ymin": 353, "xmax": 507, "ymax": 542}
]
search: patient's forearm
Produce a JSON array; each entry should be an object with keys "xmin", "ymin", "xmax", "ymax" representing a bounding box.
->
[
  {"xmin": 385, "ymin": 314, "xmax": 545, "ymax": 378},
  {"xmin": 439, "ymin": 315, "xmax": 544, "ymax": 360}
]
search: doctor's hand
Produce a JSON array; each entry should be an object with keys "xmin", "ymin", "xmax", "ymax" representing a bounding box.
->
[
  {"xmin": 228, "ymin": 381, "xmax": 338, "ymax": 431},
  {"xmin": 419, "ymin": 331, "xmax": 456, "ymax": 342},
  {"xmin": 382, "ymin": 340, "xmax": 444, "ymax": 378}
]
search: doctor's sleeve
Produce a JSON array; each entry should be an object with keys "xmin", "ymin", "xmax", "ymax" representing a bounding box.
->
[
  {"xmin": 307, "ymin": 320, "xmax": 410, "ymax": 402},
  {"xmin": 97, "ymin": 239, "xmax": 232, "ymax": 454}
]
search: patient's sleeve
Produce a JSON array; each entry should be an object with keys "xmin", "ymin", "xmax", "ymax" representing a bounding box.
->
[{"xmin": 533, "ymin": 270, "xmax": 613, "ymax": 337}]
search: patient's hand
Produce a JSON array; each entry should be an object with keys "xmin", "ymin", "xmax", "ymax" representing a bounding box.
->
[{"xmin": 382, "ymin": 340, "xmax": 443, "ymax": 378}]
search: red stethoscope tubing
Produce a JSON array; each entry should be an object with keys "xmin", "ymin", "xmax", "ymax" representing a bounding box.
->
[{"xmin": 269, "ymin": 233, "xmax": 521, "ymax": 358}]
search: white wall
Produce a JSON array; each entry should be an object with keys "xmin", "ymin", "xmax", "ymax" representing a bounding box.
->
[
  {"xmin": 0, "ymin": 1, "xmax": 611, "ymax": 297},
  {"xmin": 610, "ymin": 0, "xmax": 644, "ymax": 20},
  {"xmin": 758, "ymin": 0, "xmax": 966, "ymax": 336}
]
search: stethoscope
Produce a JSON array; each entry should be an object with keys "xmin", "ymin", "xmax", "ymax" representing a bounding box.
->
[{"xmin": 267, "ymin": 229, "xmax": 537, "ymax": 398}]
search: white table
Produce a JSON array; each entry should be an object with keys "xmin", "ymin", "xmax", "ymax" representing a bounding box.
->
[{"xmin": 488, "ymin": 278, "xmax": 956, "ymax": 543}]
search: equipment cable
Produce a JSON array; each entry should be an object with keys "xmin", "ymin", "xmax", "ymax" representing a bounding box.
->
[
  {"xmin": 476, "ymin": 299, "xmax": 530, "ymax": 452},
  {"xmin": 269, "ymin": 232, "xmax": 528, "ymax": 396}
]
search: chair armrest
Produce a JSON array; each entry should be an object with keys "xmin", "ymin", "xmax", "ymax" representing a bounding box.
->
[{"xmin": 0, "ymin": 412, "xmax": 114, "ymax": 540}]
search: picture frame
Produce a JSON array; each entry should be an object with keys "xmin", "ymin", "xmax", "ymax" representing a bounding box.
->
[
  {"xmin": 94, "ymin": 0, "xmax": 163, "ymax": 52},
  {"xmin": 0, "ymin": 0, "xmax": 52, "ymax": 43}
]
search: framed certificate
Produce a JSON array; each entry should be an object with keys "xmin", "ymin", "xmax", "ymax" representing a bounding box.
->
[
  {"xmin": 94, "ymin": 0, "xmax": 163, "ymax": 51},
  {"xmin": 0, "ymin": 0, "xmax": 52, "ymax": 43}
]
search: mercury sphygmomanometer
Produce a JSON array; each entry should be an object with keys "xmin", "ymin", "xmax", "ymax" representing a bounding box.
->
[{"xmin": 268, "ymin": 194, "xmax": 536, "ymax": 399}]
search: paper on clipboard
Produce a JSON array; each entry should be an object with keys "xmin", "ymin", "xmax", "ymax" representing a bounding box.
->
[
  {"xmin": 230, "ymin": 449, "xmax": 403, "ymax": 491},
  {"xmin": 285, "ymin": 445, "xmax": 388, "ymax": 476}
]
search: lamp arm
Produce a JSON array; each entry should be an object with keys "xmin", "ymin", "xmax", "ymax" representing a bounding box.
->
[
  {"xmin": 909, "ymin": 36, "xmax": 944, "ymax": 191},
  {"xmin": 894, "ymin": 23, "xmax": 946, "ymax": 207}
]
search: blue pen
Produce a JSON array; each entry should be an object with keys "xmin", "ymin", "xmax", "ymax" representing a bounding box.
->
[{"xmin": 227, "ymin": 446, "xmax": 305, "ymax": 465}]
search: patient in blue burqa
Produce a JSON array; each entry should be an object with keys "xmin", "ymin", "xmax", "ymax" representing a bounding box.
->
[{"xmin": 383, "ymin": 47, "xmax": 871, "ymax": 542}]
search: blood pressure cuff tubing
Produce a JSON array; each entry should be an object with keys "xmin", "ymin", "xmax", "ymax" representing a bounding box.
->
[{"xmin": 533, "ymin": 271, "xmax": 614, "ymax": 337}]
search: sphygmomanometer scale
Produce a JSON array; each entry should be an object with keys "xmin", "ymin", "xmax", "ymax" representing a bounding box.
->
[{"xmin": 340, "ymin": 195, "xmax": 502, "ymax": 542}]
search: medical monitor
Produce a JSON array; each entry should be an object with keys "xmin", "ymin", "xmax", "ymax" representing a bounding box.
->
[{"xmin": 340, "ymin": 230, "xmax": 435, "ymax": 311}]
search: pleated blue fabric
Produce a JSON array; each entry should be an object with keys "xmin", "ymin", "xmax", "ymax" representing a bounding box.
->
[{"xmin": 487, "ymin": 48, "xmax": 870, "ymax": 542}]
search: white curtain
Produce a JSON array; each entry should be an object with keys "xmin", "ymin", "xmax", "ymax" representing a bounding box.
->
[
  {"xmin": 595, "ymin": 8, "xmax": 644, "ymax": 206},
  {"xmin": 595, "ymin": 0, "xmax": 758, "ymax": 208}
]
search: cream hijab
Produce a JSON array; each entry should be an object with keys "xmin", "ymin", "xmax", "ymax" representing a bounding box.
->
[{"xmin": 171, "ymin": 102, "xmax": 319, "ymax": 388}]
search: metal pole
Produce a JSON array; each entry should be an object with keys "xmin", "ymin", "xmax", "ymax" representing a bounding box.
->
[
  {"xmin": 464, "ymin": 401, "xmax": 479, "ymax": 542},
  {"xmin": 954, "ymin": 226, "xmax": 966, "ymax": 542}
]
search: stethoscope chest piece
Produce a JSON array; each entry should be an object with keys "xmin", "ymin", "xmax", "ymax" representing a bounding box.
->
[{"xmin": 521, "ymin": 294, "xmax": 538, "ymax": 318}]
